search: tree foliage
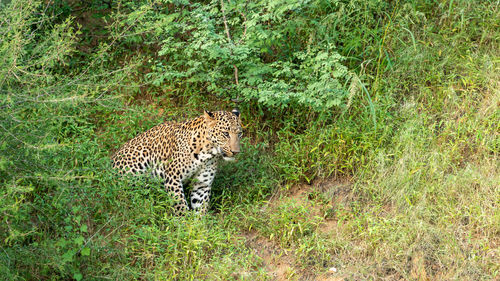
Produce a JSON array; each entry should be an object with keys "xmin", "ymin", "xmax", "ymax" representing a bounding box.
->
[{"xmin": 112, "ymin": 0, "xmax": 353, "ymax": 110}]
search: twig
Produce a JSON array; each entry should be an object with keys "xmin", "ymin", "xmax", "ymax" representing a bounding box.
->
[
  {"xmin": 220, "ymin": 0, "xmax": 232, "ymax": 43},
  {"xmin": 233, "ymin": 65, "xmax": 239, "ymax": 86},
  {"xmin": 76, "ymin": 217, "xmax": 119, "ymax": 255},
  {"xmin": 220, "ymin": 0, "xmax": 243, "ymax": 91},
  {"xmin": 237, "ymin": 12, "xmax": 247, "ymax": 44}
]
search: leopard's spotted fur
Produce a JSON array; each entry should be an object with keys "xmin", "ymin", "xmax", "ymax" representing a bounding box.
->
[{"xmin": 112, "ymin": 109, "xmax": 242, "ymax": 214}]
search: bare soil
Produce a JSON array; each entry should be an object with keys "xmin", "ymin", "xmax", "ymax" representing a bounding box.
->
[{"xmin": 242, "ymin": 178, "xmax": 352, "ymax": 280}]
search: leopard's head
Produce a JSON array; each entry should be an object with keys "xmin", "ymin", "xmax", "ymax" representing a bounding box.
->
[{"xmin": 204, "ymin": 109, "xmax": 243, "ymax": 161}]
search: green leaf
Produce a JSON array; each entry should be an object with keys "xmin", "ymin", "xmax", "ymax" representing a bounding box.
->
[
  {"xmin": 80, "ymin": 224, "xmax": 88, "ymax": 233},
  {"xmin": 62, "ymin": 250, "xmax": 75, "ymax": 263},
  {"xmin": 74, "ymin": 236, "xmax": 85, "ymax": 246},
  {"xmin": 81, "ymin": 247, "xmax": 91, "ymax": 256},
  {"xmin": 73, "ymin": 273, "xmax": 83, "ymax": 281}
]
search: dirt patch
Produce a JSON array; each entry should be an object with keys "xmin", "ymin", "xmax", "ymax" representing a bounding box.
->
[
  {"xmin": 268, "ymin": 178, "xmax": 352, "ymax": 206},
  {"xmin": 280, "ymin": 178, "xmax": 354, "ymax": 234},
  {"xmin": 243, "ymin": 229, "xmax": 346, "ymax": 281},
  {"xmin": 314, "ymin": 178, "xmax": 354, "ymax": 204},
  {"xmin": 243, "ymin": 230, "xmax": 296, "ymax": 280},
  {"xmin": 275, "ymin": 178, "xmax": 353, "ymax": 203},
  {"xmin": 243, "ymin": 178, "xmax": 353, "ymax": 280},
  {"xmin": 315, "ymin": 273, "xmax": 347, "ymax": 281},
  {"xmin": 410, "ymin": 251, "xmax": 429, "ymax": 281}
]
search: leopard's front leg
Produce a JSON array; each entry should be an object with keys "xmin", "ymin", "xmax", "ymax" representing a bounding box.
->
[
  {"xmin": 190, "ymin": 160, "xmax": 218, "ymax": 213},
  {"xmin": 163, "ymin": 176, "xmax": 189, "ymax": 215}
]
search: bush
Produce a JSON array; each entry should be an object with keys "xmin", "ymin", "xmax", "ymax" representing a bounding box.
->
[
  {"xmin": 109, "ymin": 0, "xmax": 356, "ymax": 111},
  {"xmin": 0, "ymin": 0, "xmax": 137, "ymax": 278}
]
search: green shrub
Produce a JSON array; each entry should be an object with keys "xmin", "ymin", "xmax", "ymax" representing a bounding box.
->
[{"xmin": 108, "ymin": 0, "xmax": 358, "ymax": 111}]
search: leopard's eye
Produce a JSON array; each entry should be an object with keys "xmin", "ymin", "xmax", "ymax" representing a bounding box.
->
[{"xmin": 223, "ymin": 132, "xmax": 230, "ymax": 138}]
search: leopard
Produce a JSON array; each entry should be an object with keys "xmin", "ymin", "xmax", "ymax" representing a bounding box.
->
[{"xmin": 111, "ymin": 109, "xmax": 243, "ymax": 214}]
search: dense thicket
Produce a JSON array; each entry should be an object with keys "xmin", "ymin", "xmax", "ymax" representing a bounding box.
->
[{"xmin": 1, "ymin": 0, "xmax": 498, "ymax": 280}]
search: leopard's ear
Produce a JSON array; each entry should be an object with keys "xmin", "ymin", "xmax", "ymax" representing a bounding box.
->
[
  {"xmin": 231, "ymin": 108, "xmax": 240, "ymax": 117},
  {"xmin": 204, "ymin": 110, "xmax": 215, "ymax": 120},
  {"xmin": 204, "ymin": 110, "xmax": 216, "ymax": 126}
]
